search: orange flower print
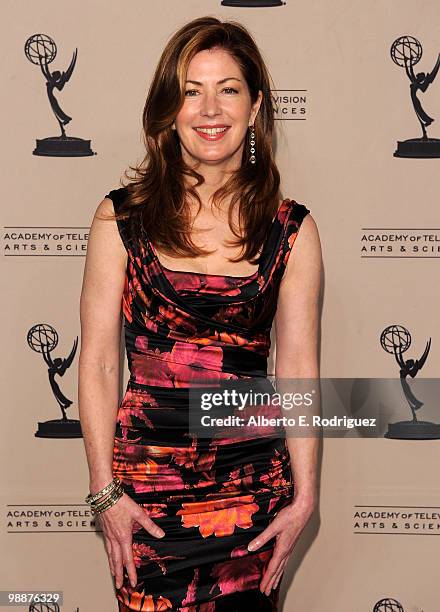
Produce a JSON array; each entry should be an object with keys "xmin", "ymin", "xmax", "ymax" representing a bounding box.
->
[
  {"xmin": 177, "ymin": 495, "xmax": 259, "ymax": 537},
  {"xmin": 117, "ymin": 589, "xmax": 173, "ymax": 612}
]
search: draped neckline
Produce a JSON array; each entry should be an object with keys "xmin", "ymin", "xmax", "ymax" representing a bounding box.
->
[{"xmin": 144, "ymin": 198, "xmax": 292, "ymax": 282}]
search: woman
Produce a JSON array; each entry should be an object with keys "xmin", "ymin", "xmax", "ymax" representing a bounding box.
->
[{"xmin": 79, "ymin": 16, "xmax": 322, "ymax": 612}]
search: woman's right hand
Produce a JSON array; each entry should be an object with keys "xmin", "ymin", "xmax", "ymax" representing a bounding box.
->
[{"xmin": 96, "ymin": 492, "xmax": 165, "ymax": 589}]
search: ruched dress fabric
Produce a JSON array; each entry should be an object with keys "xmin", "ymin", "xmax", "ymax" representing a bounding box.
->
[{"xmin": 104, "ymin": 187, "xmax": 310, "ymax": 611}]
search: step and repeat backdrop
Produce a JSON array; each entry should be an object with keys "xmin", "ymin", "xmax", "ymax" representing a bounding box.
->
[{"xmin": 1, "ymin": 0, "xmax": 439, "ymax": 610}]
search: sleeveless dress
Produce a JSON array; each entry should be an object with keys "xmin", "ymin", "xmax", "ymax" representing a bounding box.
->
[{"xmin": 104, "ymin": 186, "xmax": 310, "ymax": 611}]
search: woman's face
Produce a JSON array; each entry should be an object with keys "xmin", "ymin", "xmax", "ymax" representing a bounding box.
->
[{"xmin": 173, "ymin": 47, "xmax": 262, "ymax": 167}]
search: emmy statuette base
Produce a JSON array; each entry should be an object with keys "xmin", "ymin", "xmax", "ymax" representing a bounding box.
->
[
  {"xmin": 384, "ymin": 419, "xmax": 440, "ymax": 440},
  {"xmin": 35, "ymin": 418, "xmax": 83, "ymax": 438},
  {"xmin": 394, "ymin": 137, "xmax": 440, "ymax": 158},
  {"xmin": 221, "ymin": 0, "xmax": 284, "ymax": 6},
  {"xmin": 33, "ymin": 136, "xmax": 96, "ymax": 157}
]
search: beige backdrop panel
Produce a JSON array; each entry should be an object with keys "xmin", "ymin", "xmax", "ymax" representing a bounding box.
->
[{"xmin": 1, "ymin": 0, "xmax": 438, "ymax": 610}]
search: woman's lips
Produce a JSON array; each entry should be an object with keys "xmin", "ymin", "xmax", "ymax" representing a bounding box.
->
[{"xmin": 193, "ymin": 126, "xmax": 231, "ymax": 141}]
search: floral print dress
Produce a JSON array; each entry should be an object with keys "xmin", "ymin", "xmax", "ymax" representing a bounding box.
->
[{"xmin": 104, "ymin": 187, "xmax": 310, "ymax": 611}]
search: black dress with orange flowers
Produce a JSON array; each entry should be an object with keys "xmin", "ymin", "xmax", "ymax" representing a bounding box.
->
[{"xmin": 104, "ymin": 186, "xmax": 310, "ymax": 611}]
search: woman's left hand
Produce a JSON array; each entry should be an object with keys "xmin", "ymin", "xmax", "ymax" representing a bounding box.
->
[{"xmin": 247, "ymin": 494, "xmax": 316, "ymax": 596}]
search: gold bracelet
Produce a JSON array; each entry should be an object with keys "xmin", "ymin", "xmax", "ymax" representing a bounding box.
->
[
  {"xmin": 93, "ymin": 481, "xmax": 123, "ymax": 508},
  {"xmin": 85, "ymin": 476, "xmax": 120, "ymax": 504},
  {"xmin": 91, "ymin": 485, "xmax": 124, "ymax": 515},
  {"xmin": 90, "ymin": 482, "xmax": 124, "ymax": 508}
]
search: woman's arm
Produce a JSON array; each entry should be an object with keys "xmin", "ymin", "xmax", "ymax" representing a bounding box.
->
[
  {"xmin": 78, "ymin": 197, "xmax": 165, "ymax": 591},
  {"xmin": 274, "ymin": 212, "xmax": 322, "ymax": 506},
  {"xmin": 78, "ymin": 196, "xmax": 127, "ymax": 494},
  {"xmin": 78, "ymin": 198, "xmax": 165, "ymax": 588},
  {"xmin": 247, "ymin": 212, "xmax": 323, "ymax": 596}
]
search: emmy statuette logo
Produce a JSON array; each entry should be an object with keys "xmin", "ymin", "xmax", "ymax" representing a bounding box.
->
[
  {"xmin": 27, "ymin": 323, "xmax": 82, "ymax": 438},
  {"xmin": 221, "ymin": 0, "xmax": 285, "ymax": 6},
  {"xmin": 390, "ymin": 36, "xmax": 440, "ymax": 158},
  {"xmin": 373, "ymin": 599, "xmax": 405, "ymax": 612},
  {"xmin": 380, "ymin": 324, "xmax": 440, "ymax": 439},
  {"xmin": 24, "ymin": 34, "xmax": 96, "ymax": 157}
]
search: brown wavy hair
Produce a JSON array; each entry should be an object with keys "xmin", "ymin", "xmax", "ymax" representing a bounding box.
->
[{"xmin": 108, "ymin": 15, "xmax": 283, "ymax": 264}]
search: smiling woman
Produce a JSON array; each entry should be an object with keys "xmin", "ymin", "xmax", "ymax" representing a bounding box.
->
[
  {"xmin": 173, "ymin": 49, "xmax": 262, "ymax": 175},
  {"xmin": 184, "ymin": 77, "xmax": 243, "ymax": 142},
  {"xmin": 79, "ymin": 15, "xmax": 321, "ymax": 612},
  {"xmin": 98, "ymin": 16, "xmax": 284, "ymax": 266}
]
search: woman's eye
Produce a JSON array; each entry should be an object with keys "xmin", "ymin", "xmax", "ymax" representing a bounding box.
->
[{"xmin": 184, "ymin": 87, "xmax": 239, "ymax": 97}]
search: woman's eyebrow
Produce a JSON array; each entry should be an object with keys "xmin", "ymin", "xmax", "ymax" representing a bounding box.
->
[{"xmin": 185, "ymin": 77, "xmax": 242, "ymax": 85}]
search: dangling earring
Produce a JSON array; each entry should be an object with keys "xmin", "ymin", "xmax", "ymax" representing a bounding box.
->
[{"xmin": 249, "ymin": 125, "xmax": 256, "ymax": 164}]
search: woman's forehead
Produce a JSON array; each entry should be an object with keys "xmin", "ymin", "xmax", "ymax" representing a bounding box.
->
[{"xmin": 186, "ymin": 48, "xmax": 241, "ymax": 76}]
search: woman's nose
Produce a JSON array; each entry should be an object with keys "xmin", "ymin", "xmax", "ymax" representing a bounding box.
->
[{"xmin": 200, "ymin": 91, "xmax": 222, "ymax": 116}]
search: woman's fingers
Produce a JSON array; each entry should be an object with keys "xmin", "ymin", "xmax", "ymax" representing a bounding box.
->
[
  {"xmin": 259, "ymin": 541, "xmax": 286, "ymax": 593},
  {"xmin": 98, "ymin": 495, "xmax": 166, "ymax": 591},
  {"xmin": 112, "ymin": 540, "xmax": 124, "ymax": 589},
  {"xmin": 104, "ymin": 537, "xmax": 115, "ymax": 576},
  {"xmin": 263, "ymin": 559, "xmax": 286, "ymax": 595},
  {"xmin": 113, "ymin": 506, "xmax": 165, "ymax": 590},
  {"xmin": 135, "ymin": 508, "xmax": 165, "ymax": 538},
  {"xmin": 121, "ymin": 539, "xmax": 138, "ymax": 588},
  {"xmin": 272, "ymin": 565, "xmax": 284, "ymax": 590},
  {"xmin": 247, "ymin": 523, "xmax": 277, "ymax": 552}
]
